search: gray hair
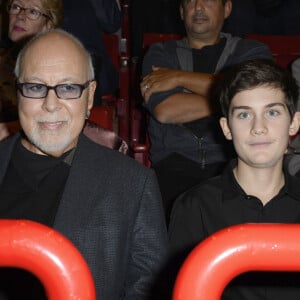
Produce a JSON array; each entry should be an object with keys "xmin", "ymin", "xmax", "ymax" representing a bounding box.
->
[{"xmin": 14, "ymin": 29, "xmax": 95, "ymax": 80}]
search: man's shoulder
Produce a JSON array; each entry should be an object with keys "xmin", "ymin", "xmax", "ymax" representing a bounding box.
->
[
  {"xmin": 146, "ymin": 37, "xmax": 187, "ymax": 55},
  {"xmin": 221, "ymin": 33, "xmax": 273, "ymax": 67},
  {"xmin": 173, "ymin": 175, "xmax": 223, "ymax": 211},
  {"xmin": 235, "ymin": 37, "xmax": 271, "ymax": 50},
  {"xmin": 0, "ymin": 132, "xmax": 19, "ymax": 149},
  {"xmin": 222, "ymin": 32, "xmax": 269, "ymax": 49}
]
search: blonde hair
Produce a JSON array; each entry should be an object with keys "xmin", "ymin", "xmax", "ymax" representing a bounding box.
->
[{"xmin": 6, "ymin": 0, "xmax": 63, "ymax": 28}]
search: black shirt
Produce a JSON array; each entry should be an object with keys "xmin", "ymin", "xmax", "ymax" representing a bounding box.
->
[
  {"xmin": 168, "ymin": 159, "xmax": 300, "ymax": 300},
  {"xmin": 0, "ymin": 139, "xmax": 71, "ymax": 226},
  {"xmin": 0, "ymin": 138, "xmax": 72, "ymax": 300}
]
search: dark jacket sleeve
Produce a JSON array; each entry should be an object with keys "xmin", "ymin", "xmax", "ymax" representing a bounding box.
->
[{"xmin": 125, "ymin": 168, "xmax": 169, "ymax": 299}]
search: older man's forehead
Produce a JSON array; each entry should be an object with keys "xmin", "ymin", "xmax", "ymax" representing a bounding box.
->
[
  {"xmin": 20, "ymin": 34, "xmax": 89, "ymax": 77},
  {"xmin": 25, "ymin": 33, "xmax": 86, "ymax": 59}
]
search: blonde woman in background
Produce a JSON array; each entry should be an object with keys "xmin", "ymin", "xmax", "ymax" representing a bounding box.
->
[{"xmin": 0, "ymin": 0, "xmax": 63, "ymax": 139}]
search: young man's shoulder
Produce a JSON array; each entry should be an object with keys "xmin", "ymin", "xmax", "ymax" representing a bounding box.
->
[{"xmin": 172, "ymin": 174, "xmax": 224, "ymax": 213}]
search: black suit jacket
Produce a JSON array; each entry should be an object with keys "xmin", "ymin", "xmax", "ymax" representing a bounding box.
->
[{"xmin": 0, "ymin": 133, "xmax": 168, "ymax": 299}]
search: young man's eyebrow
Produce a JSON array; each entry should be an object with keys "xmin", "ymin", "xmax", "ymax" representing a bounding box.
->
[
  {"xmin": 230, "ymin": 105, "xmax": 251, "ymax": 114},
  {"xmin": 265, "ymin": 102, "xmax": 287, "ymax": 109},
  {"xmin": 231, "ymin": 102, "xmax": 287, "ymax": 114}
]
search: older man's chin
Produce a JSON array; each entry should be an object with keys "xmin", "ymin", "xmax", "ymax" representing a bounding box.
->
[{"xmin": 27, "ymin": 129, "xmax": 77, "ymax": 156}]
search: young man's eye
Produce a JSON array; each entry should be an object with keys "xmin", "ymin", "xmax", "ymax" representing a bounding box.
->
[
  {"xmin": 267, "ymin": 109, "xmax": 280, "ymax": 117},
  {"xmin": 238, "ymin": 112, "xmax": 250, "ymax": 119}
]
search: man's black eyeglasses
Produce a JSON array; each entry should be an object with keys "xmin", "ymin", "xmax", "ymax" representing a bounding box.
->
[{"xmin": 16, "ymin": 81, "xmax": 93, "ymax": 100}]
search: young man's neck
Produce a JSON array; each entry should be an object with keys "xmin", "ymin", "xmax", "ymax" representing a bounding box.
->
[{"xmin": 233, "ymin": 161, "xmax": 285, "ymax": 206}]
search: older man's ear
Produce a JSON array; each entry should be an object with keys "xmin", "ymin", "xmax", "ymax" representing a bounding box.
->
[{"xmin": 88, "ymin": 80, "xmax": 97, "ymax": 110}]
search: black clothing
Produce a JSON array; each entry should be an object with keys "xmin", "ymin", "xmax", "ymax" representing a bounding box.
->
[
  {"xmin": 153, "ymin": 153, "xmax": 227, "ymax": 226},
  {"xmin": 0, "ymin": 133, "xmax": 168, "ymax": 300},
  {"xmin": 62, "ymin": 0, "xmax": 121, "ymax": 101},
  {"xmin": 143, "ymin": 35, "xmax": 272, "ymax": 165},
  {"xmin": 144, "ymin": 34, "xmax": 270, "ymax": 223},
  {"xmin": 223, "ymin": 0, "xmax": 300, "ymax": 37},
  {"xmin": 153, "ymin": 39, "xmax": 230, "ymax": 222},
  {"xmin": 130, "ymin": 0, "xmax": 185, "ymax": 58},
  {"xmin": 0, "ymin": 138, "xmax": 71, "ymax": 226},
  {"xmin": 168, "ymin": 159, "xmax": 300, "ymax": 300},
  {"xmin": 0, "ymin": 138, "xmax": 72, "ymax": 300}
]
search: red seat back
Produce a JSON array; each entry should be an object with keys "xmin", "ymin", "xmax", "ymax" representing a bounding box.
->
[
  {"xmin": 245, "ymin": 34, "xmax": 300, "ymax": 68},
  {"xmin": 101, "ymin": 32, "xmax": 130, "ymax": 142},
  {"xmin": 142, "ymin": 33, "xmax": 183, "ymax": 49},
  {"xmin": 89, "ymin": 105, "xmax": 114, "ymax": 131}
]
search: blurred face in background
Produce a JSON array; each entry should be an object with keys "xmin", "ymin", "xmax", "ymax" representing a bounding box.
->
[
  {"xmin": 180, "ymin": 0, "xmax": 231, "ymax": 45},
  {"xmin": 8, "ymin": 0, "xmax": 52, "ymax": 43}
]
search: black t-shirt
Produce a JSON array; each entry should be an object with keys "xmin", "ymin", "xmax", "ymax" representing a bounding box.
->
[
  {"xmin": 0, "ymin": 139, "xmax": 72, "ymax": 299},
  {"xmin": 0, "ymin": 139, "xmax": 71, "ymax": 226},
  {"xmin": 169, "ymin": 160, "xmax": 300, "ymax": 300}
]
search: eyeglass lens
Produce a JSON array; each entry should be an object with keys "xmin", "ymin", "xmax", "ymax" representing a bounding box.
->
[
  {"xmin": 17, "ymin": 82, "xmax": 90, "ymax": 100},
  {"xmin": 7, "ymin": 3, "xmax": 44, "ymax": 20}
]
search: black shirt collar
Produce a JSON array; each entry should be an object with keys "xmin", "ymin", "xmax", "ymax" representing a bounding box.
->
[{"xmin": 221, "ymin": 159, "xmax": 300, "ymax": 203}]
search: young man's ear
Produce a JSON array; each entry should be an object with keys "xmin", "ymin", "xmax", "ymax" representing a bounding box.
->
[
  {"xmin": 289, "ymin": 111, "xmax": 300, "ymax": 136},
  {"xmin": 220, "ymin": 117, "xmax": 232, "ymax": 140}
]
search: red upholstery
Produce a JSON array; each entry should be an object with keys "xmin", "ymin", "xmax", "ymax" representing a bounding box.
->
[
  {"xmin": 101, "ymin": 32, "xmax": 130, "ymax": 142},
  {"xmin": 102, "ymin": 33, "xmax": 120, "ymax": 70},
  {"xmin": 87, "ymin": 106, "xmax": 129, "ymax": 154},
  {"xmin": 245, "ymin": 34, "xmax": 300, "ymax": 68},
  {"xmin": 142, "ymin": 33, "xmax": 183, "ymax": 51},
  {"xmin": 88, "ymin": 105, "xmax": 114, "ymax": 131}
]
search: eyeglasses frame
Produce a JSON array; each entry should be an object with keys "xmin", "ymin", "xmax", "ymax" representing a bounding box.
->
[
  {"xmin": 16, "ymin": 80, "xmax": 94, "ymax": 100},
  {"xmin": 7, "ymin": 3, "xmax": 50, "ymax": 21}
]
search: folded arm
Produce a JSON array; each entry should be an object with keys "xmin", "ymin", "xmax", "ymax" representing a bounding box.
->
[
  {"xmin": 141, "ymin": 66, "xmax": 215, "ymax": 124},
  {"xmin": 154, "ymin": 92, "xmax": 211, "ymax": 124}
]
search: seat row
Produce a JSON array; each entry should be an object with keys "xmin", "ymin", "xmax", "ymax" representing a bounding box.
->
[{"xmin": 90, "ymin": 4, "xmax": 300, "ymax": 167}]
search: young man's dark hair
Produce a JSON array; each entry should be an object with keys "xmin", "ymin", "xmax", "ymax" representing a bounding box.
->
[{"xmin": 219, "ymin": 59, "xmax": 299, "ymax": 119}]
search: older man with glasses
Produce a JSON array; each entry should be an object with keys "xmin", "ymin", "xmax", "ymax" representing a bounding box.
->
[{"xmin": 0, "ymin": 29, "xmax": 168, "ymax": 299}]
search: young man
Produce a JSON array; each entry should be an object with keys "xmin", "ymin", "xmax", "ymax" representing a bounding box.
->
[
  {"xmin": 168, "ymin": 59, "xmax": 300, "ymax": 299},
  {"xmin": 140, "ymin": 0, "xmax": 273, "ymax": 224}
]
